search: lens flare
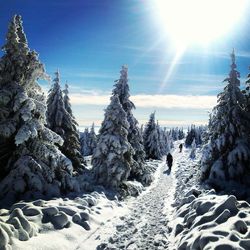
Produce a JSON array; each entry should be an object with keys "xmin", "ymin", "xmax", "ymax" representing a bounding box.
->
[{"xmin": 150, "ymin": 0, "xmax": 247, "ymax": 91}]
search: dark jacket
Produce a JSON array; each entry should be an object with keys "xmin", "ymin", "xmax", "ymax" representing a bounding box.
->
[{"xmin": 167, "ymin": 153, "xmax": 173, "ymax": 165}]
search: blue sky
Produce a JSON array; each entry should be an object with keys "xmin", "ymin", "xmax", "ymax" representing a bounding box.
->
[{"xmin": 1, "ymin": 0, "xmax": 250, "ymax": 128}]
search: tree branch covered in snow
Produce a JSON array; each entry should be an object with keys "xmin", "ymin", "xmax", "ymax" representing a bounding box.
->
[
  {"xmin": 201, "ymin": 50, "xmax": 250, "ymax": 187},
  {"xmin": 80, "ymin": 123, "xmax": 97, "ymax": 156},
  {"xmin": 0, "ymin": 16, "xmax": 76, "ymax": 201},
  {"xmin": 46, "ymin": 71, "xmax": 86, "ymax": 172},
  {"xmin": 143, "ymin": 112, "xmax": 165, "ymax": 160},
  {"xmin": 112, "ymin": 66, "xmax": 146, "ymax": 182},
  {"xmin": 92, "ymin": 95, "xmax": 134, "ymax": 188}
]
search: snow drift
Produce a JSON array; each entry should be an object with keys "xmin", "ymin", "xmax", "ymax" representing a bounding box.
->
[
  {"xmin": 0, "ymin": 191, "xmax": 123, "ymax": 250},
  {"xmin": 172, "ymin": 188, "xmax": 250, "ymax": 250}
]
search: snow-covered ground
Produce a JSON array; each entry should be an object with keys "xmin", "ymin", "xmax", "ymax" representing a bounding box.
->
[
  {"xmin": 169, "ymin": 143, "xmax": 250, "ymax": 250},
  {"xmin": 172, "ymin": 189, "xmax": 250, "ymax": 250},
  {"xmin": 0, "ymin": 159, "xmax": 162, "ymax": 250},
  {"xmin": 0, "ymin": 192, "xmax": 127, "ymax": 250},
  {"xmin": 2, "ymin": 141, "xmax": 250, "ymax": 250},
  {"xmin": 95, "ymin": 143, "xmax": 184, "ymax": 250},
  {"xmin": 172, "ymin": 144, "xmax": 202, "ymax": 208}
]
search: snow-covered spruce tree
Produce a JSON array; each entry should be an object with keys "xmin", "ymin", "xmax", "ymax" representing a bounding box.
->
[
  {"xmin": 89, "ymin": 123, "xmax": 97, "ymax": 154},
  {"xmin": 195, "ymin": 126, "xmax": 201, "ymax": 145},
  {"xmin": 140, "ymin": 124, "xmax": 144, "ymax": 136},
  {"xmin": 163, "ymin": 127, "xmax": 171, "ymax": 153},
  {"xmin": 190, "ymin": 139, "xmax": 196, "ymax": 159},
  {"xmin": 166, "ymin": 130, "xmax": 174, "ymax": 149},
  {"xmin": 80, "ymin": 128, "xmax": 91, "ymax": 156},
  {"xmin": 201, "ymin": 50, "xmax": 250, "ymax": 185},
  {"xmin": 196, "ymin": 126, "xmax": 204, "ymax": 145},
  {"xmin": 143, "ymin": 112, "xmax": 163, "ymax": 160},
  {"xmin": 80, "ymin": 124, "xmax": 96, "ymax": 157},
  {"xmin": 157, "ymin": 122, "xmax": 167, "ymax": 156},
  {"xmin": 92, "ymin": 95, "xmax": 134, "ymax": 188},
  {"xmin": 185, "ymin": 125, "xmax": 196, "ymax": 146},
  {"xmin": 178, "ymin": 127, "xmax": 185, "ymax": 140},
  {"xmin": 46, "ymin": 71, "xmax": 85, "ymax": 171},
  {"xmin": 112, "ymin": 66, "xmax": 146, "ymax": 180},
  {"xmin": 201, "ymin": 125, "xmax": 209, "ymax": 145},
  {"xmin": 170, "ymin": 127, "xmax": 180, "ymax": 141},
  {"xmin": 242, "ymin": 67, "xmax": 250, "ymax": 112},
  {"xmin": 0, "ymin": 15, "xmax": 75, "ymax": 200},
  {"xmin": 185, "ymin": 125, "xmax": 203, "ymax": 146},
  {"xmin": 63, "ymin": 82, "xmax": 86, "ymax": 165},
  {"xmin": 63, "ymin": 82, "xmax": 74, "ymax": 116}
]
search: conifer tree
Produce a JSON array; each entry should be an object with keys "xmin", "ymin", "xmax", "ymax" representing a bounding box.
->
[
  {"xmin": 242, "ymin": 66, "xmax": 250, "ymax": 112},
  {"xmin": 46, "ymin": 71, "xmax": 85, "ymax": 171},
  {"xmin": 167, "ymin": 130, "xmax": 174, "ymax": 149},
  {"xmin": 163, "ymin": 127, "xmax": 171, "ymax": 153},
  {"xmin": 185, "ymin": 125, "xmax": 196, "ymax": 146},
  {"xmin": 112, "ymin": 66, "xmax": 146, "ymax": 180},
  {"xmin": 140, "ymin": 124, "xmax": 144, "ymax": 136},
  {"xmin": 157, "ymin": 122, "xmax": 167, "ymax": 156},
  {"xmin": 89, "ymin": 123, "xmax": 97, "ymax": 154},
  {"xmin": 190, "ymin": 139, "xmax": 196, "ymax": 159},
  {"xmin": 80, "ymin": 124, "xmax": 96, "ymax": 157},
  {"xmin": 185, "ymin": 125, "xmax": 203, "ymax": 146},
  {"xmin": 201, "ymin": 50, "xmax": 250, "ymax": 185},
  {"xmin": 63, "ymin": 82, "xmax": 73, "ymax": 116},
  {"xmin": 178, "ymin": 128, "xmax": 185, "ymax": 140},
  {"xmin": 0, "ymin": 16, "xmax": 74, "ymax": 200},
  {"xmin": 80, "ymin": 128, "xmax": 91, "ymax": 156},
  {"xmin": 143, "ymin": 112, "xmax": 163, "ymax": 159},
  {"xmin": 92, "ymin": 95, "xmax": 134, "ymax": 188}
]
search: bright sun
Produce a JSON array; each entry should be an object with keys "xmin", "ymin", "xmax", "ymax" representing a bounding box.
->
[{"xmin": 154, "ymin": 0, "xmax": 246, "ymax": 49}]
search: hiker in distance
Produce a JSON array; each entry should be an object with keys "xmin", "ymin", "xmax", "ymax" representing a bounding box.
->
[
  {"xmin": 179, "ymin": 143, "xmax": 183, "ymax": 153},
  {"xmin": 166, "ymin": 152, "xmax": 173, "ymax": 171}
]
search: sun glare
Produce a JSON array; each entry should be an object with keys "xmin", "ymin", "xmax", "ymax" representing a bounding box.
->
[
  {"xmin": 151, "ymin": 0, "xmax": 247, "ymax": 92},
  {"xmin": 154, "ymin": 0, "xmax": 246, "ymax": 49}
]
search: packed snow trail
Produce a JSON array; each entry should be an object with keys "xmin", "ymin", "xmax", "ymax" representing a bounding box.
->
[{"xmin": 97, "ymin": 142, "xmax": 184, "ymax": 250}]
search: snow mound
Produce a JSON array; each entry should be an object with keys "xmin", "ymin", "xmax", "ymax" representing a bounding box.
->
[
  {"xmin": 137, "ymin": 161, "xmax": 158, "ymax": 186},
  {"xmin": 119, "ymin": 181, "xmax": 145, "ymax": 198},
  {"xmin": 172, "ymin": 188, "xmax": 250, "ymax": 250},
  {"xmin": 0, "ymin": 191, "xmax": 121, "ymax": 249},
  {"xmin": 173, "ymin": 147, "xmax": 201, "ymax": 207},
  {"xmin": 119, "ymin": 161, "xmax": 159, "ymax": 198}
]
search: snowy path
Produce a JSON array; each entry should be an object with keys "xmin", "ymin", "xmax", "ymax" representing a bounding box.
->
[{"xmin": 97, "ymin": 143, "xmax": 184, "ymax": 250}]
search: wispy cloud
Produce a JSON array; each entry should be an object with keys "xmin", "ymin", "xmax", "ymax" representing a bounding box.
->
[
  {"xmin": 108, "ymin": 44, "xmax": 250, "ymax": 61},
  {"xmin": 77, "ymin": 118, "xmax": 208, "ymax": 128},
  {"xmin": 141, "ymin": 59, "xmax": 190, "ymax": 66},
  {"xmin": 53, "ymin": 68, "xmax": 165, "ymax": 85},
  {"xmin": 237, "ymin": 50, "xmax": 250, "ymax": 59},
  {"xmin": 71, "ymin": 94, "xmax": 109, "ymax": 106},
  {"xmin": 68, "ymin": 85, "xmax": 111, "ymax": 95},
  {"xmin": 71, "ymin": 72, "xmax": 114, "ymax": 79},
  {"xmin": 183, "ymin": 84, "xmax": 222, "ymax": 94},
  {"xmin": 112, "ymin": 45, "xmax": 149, "ymax": 52},
  {"xmin": 132, "ymin": 94, "xmax": 216, "ymax": 109},
  {"xmin": 223, "ymin": 50, "xmax": 250, "ymax": 59},
  {"xmin": 188, "ymin": 49, "xmax": 250, "ymax": 60},
  {"xmin": 173, "ymin": 73, "xmax": 226, "ymax": 83},
  {"xmin": 108, "ymin": 44, "xmax": 163, "ymax": 53},
  {"xmin": 51, "ymin": 70, "xmax": 116, "ymax": 80},
  {"xmin": 70, "ymin": 92, "xmax": 217, "ymax": 110}
]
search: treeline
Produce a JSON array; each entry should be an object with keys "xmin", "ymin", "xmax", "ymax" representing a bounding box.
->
[
  {"xmin": 185, "ymin": 125, "xmax": 207, "ymax": 147},
  {"xmin": 0, "ymin": 16, "xmax": 181, "ymax": 201}
]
